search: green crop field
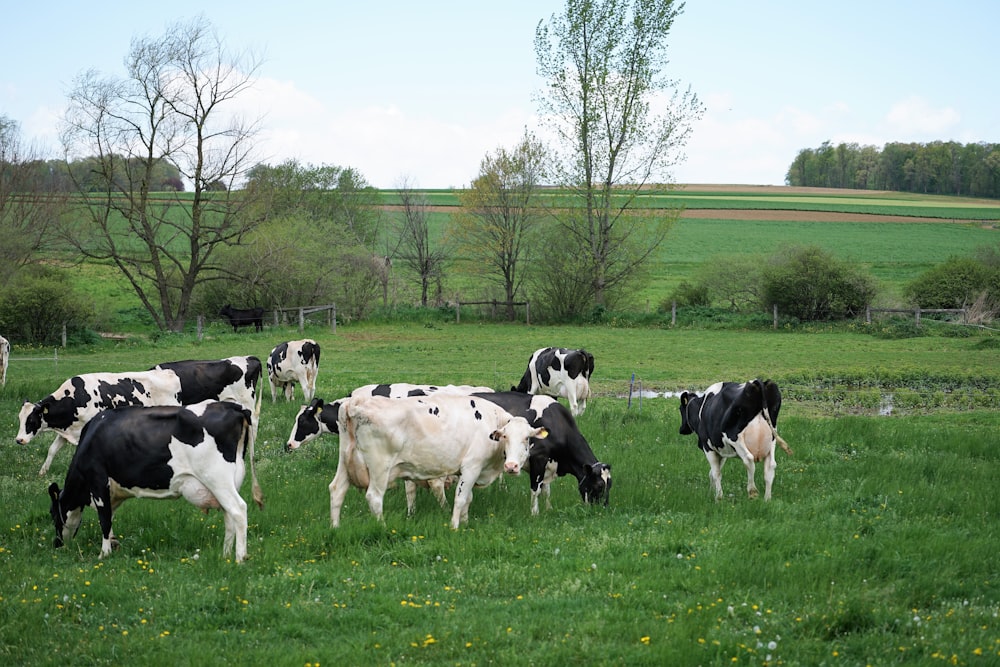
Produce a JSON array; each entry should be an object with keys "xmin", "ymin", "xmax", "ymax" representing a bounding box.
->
[{"xmin": 0, "ymin": 319, "xmax": 998, "ymax": 665}]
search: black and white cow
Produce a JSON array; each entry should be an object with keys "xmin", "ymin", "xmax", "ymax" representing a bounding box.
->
[
  {"xmin": 474, "ymin": 391, "xmax": 611, "ymax": 514},
  {"xmin": 267, "ymin": 340, "xmax": 321, "ymax": 402},
  {"xmin": 678, "ymin": 379, "xmax": 792, "ymax": 501},
  {"xmin": 18, "ymin": 371, "xmax": 184, "ymax": 476},
  {"xmin": 150, "ymin": 355, "xmax": 262, "ymax": 410},
  {"xmin": 18, "ymin": 358, "xmax": 262, "ymax": 476},
  {"xmin": 513, "ymin": 347, "xmax": 594, "ymax": 416},
  {"xmin": 48, "ymin": 400, "xmax": 262, "ymax": 562},
  {"xmin": 0, "ymin": 334, "xmax": 9, "ymax": 385},
  {"xmin": 219, "ymin": 305, "xmax": 264, "ymax": 333}
]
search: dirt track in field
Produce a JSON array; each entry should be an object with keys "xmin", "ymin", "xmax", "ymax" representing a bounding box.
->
[
  {"xmin": 385, "ymin": 185, "xmax": 995, "ymax": 224},
  {"xmin": 390, "ymin": 205, "xmax": 949, "ymax": 224},
  {"xmin": 678, "ymin": 209, "xmax": 949, "ymax": 223}
]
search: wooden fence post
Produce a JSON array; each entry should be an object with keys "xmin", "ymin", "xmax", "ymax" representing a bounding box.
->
[
  {"xmin": 197, "ymin": 315, "xmax": 204, "ymax": 341},
  {"xmin": 914, "ymin": 307, "xmax": 921, "ymax": 326},
  {"xmin": 672, "ymin": 300, "xmax": 677, "ymax": 326},
  {"xmin": 773, "ymin": 304, "xmax": 778, "ymax": 330},
  {"xmin": 526, "ymin": 301, "xmax": 530, "ymax": 326}
]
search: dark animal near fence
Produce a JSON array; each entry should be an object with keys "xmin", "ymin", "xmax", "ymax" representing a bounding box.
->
[{"xmin": 219, "ymin": 305, "xmax": 264, "ymax": 333}]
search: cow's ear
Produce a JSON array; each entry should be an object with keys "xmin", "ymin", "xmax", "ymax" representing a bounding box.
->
[
  {"xmin": 489, "ymin": 430, "xmax": 502, "ymax": 441},
  {"xmin": 534, "ymin": 427, "xmax": 549, "ymax": 440},
  {"xmin": 679, "ymin": 392, "xmax": 690, "ymax": 406},
  {"xmin": 48, "ymin": 483, "xmax": 60, "ymax": 501}
]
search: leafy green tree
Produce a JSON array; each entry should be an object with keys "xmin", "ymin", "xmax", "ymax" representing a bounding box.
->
[
  {"xmin": 452, "ymin": 132, "xmax": 546, "ymax": 320},
  {"xmin": 534, "ymin": 0, "xmax": 703, "ymax": 311},
  {"xmin": 60, "ymin": 16, "xmax": 262, "ymax": 332},
  {"xmin": 211, "ymin": 161, "xmax": 385, "ymax": 319}
]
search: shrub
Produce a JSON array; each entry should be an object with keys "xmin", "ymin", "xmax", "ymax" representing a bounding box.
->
[
  {"xmin": 0, "ymin": 265, "xmax": 94, "ymax": 345},
  {"xmin": 904, "ymin": 255, "xmax": 998, "ymax": 310},
  {"xmin": 761, "ymin": 244, "xmax": 877, "ymax": 321},
  {"xmin": 665, "ymin": 281, "xmax": 709, "ymax": 308}
]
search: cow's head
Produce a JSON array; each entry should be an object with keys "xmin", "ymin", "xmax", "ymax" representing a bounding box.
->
[
  {"xmin": 16, "ymin": 401, "xmax": 44, "ymax": 444},
  {"xmin": 580, "ymin": 462, "xmax": 612, "ymax": 506},
  {"xmin": 678, "ymin": 391, "xmax": 700, "ymax": 435},
  {"xmin": 285, "ymin": 398, "xmax": 342, "ymax": 451},
  {"xmin": 492, "ymin": 417, "xmax": 547, "ymax": 475}
]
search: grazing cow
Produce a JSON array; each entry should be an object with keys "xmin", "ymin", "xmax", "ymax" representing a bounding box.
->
[
  {"xmin": 474, "ymin": 391, "xmax": 611, "ymax": 514},
  {"xmin": 678, "ymin": 379, "xmax": 793, "ymax": 501},
  {"xmin": 219, "ymin": 305, "xmax": 264, "ymax": 333},
  {"xmin": 150, "ymin": 355, "xmax": 262, "ymax": 410},
  {"xmin": 48, "ymin": 400, "xmax": 262, "ymax": 562},
  {"xmin": 267, "ymin": 340, "xmax": 321, "ymax": 402},
  {"xmin": 17, "ymin": 371, "xmax": 184, "ymax": 476},
  {"xmin": 19, "ymin": 358, "xmax": 262, "ymax": 476},
  {"xmin": 332, "ymin": 393, "xmax": 546, "ymax": 529},
  {"xmin": 513, "ymin": 347, "xmax": 594, "ymax": 416},
  {"xmin": 285, "ymin": 384, "xmax": 494, "ymax": 446},
  {"xmin": 0, "ymin": 334, "xmax": 8, "ymax": 385},
  {"xmin": 285, "ymin": 383, "xmax": 492, "ymax": 514}
]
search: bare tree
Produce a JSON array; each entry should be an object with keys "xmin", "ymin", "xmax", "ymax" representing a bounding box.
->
[
  {"xmin": 535, "ymin": 0, "xmax": 704, "ymax": 310},
  {"xmin": 393, "ymin": 178, "xmax": 449, "ymax": 307},
  {"xmin": 452, "ymin": 132, "xmax": 546, "ymax": 319},
  {"xmin": 60, "ymin": 16, "xmax": 262, "ymax": 331},
  {"xmin": 0, "ymin": 116, "xmax": 63, "ymax": 286}
]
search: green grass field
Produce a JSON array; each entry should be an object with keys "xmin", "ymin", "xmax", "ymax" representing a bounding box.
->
[
  {"xmin": 0, "ymin": 319, "xmax": 997, "ymax": 665},
  {"xmin": 2, "ymin": 186, "xmax": 998, "ymax": 664}
]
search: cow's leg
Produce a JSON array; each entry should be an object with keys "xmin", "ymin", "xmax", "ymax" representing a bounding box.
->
[
  {"xmin": 729, "ymin": 437, "xmax": 759, "ymax": 499},
  {"xmin": 568, "ymin": 393, "xmax": 581, "ymax": 417},
  {"xmin": 283, "ymin": 382, "xmax": 295, "ymax": 402},
  {"xmin": 38, "ymin": 435, "xmax": 68, "ymax": 476},
  {"xmin": 404, "ymin": 481, "xmax": 418, "ymax": 516},
  {"xmin": 329, "ymin": 465, "xmax": 352, "ymax": 528},
  {"xmin": 268, "ymin": 378, "xmax": 278, "ymax": 402},
  {"xmin": 364, "ymin": 477, "xmax": 388, "ymax": 522},
  {"xmin": 304, "ymin": 370, "xmax": 317, "ymax": 402},
  {"xmin": 218, "ymin": 495, "xmax": 249, "ymax": 562},
  {"xmin": 705, "ymin": 450, "xmax": 726, "ymax": 500},
  {"xmin": 92, "ymin": 487, "xmax": 117, "ymax": 559},
  {"xmin": 762, "ymin": 449, "xmax": 776, "ymax": 501},
  {"xmin": 451, "ymin": 472, "xmax": 480, "ymax": 529},
  {"xmin": 428, "ymin": 478, "xmax": 449, "ymax": 509}
]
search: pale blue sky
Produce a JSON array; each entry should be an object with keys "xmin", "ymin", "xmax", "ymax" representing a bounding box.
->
[{"xmin": 3, "ymin": 1, "xmax": 996, "ymax": 188}]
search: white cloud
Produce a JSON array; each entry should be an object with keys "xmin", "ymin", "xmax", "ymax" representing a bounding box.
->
[{"xmin": 885, "ymin": 96, "xmax": 960, "ymax": 135}]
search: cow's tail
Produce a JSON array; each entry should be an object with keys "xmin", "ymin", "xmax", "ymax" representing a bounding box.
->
[
  {"xmin": 762, "ymin": 404, "xmax": 793, "ymax": 457},
  {"xmin": 249, "ymin": 392, "xmax": 264, "ymax": 510}
]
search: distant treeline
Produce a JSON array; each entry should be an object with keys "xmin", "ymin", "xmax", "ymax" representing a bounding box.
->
[
  {"xmin": 786, "ymin": 141, "xmax": 1000, "ymax": 198},
  {"xmin": 5, "ymin": 156, "xmax": 188, "ymax": 193}
]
